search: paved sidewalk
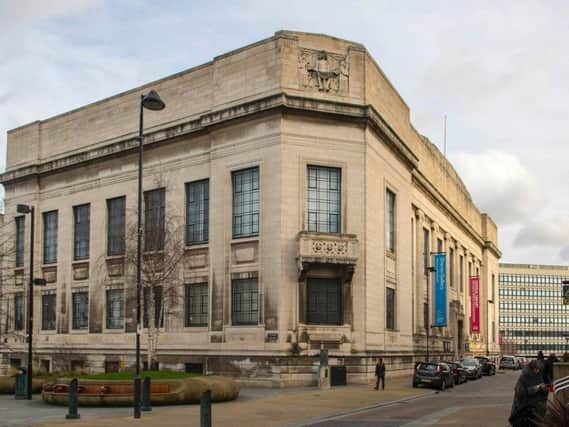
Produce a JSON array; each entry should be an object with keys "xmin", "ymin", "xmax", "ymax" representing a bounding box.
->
[{"xmin": 36, "ymin": 376, "xmax": 432, "ymax": 427}]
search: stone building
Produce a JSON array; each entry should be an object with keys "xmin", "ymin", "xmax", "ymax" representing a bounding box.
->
[
  {"xmin": 0, "ymin": 31, "xmax": 501, "ymax": 385},
  {"xmin": 499, "ymin": 263, "xmax": 569, "ymax": 357}
]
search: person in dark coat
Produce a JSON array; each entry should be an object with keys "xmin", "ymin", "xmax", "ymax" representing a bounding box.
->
[
  {"xmin": 509, "ymin": 360, "xmax": 548, "ymax": 427},
  {"xmin": 543, "ymin": 353, "xmax": 558, "ymax": 385},
  {"xmin": 374, "ymin": 358, "xmax": 386, "ymax": 390}
]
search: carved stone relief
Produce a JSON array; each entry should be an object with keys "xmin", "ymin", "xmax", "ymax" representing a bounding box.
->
[{"xmin": 298, "ymin": 49, "xmax": 349, "ymax": 94}]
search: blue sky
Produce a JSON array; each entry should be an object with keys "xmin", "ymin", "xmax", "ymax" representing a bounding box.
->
[{"xmin": 1, "ymin": 0, "xmax": 569, "ymax": 265}]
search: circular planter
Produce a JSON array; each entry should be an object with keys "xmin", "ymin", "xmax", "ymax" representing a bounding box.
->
[
  {"xmin": 0, "ymin": 376, "xmax": 45, "ymax": 394},
  {"xmin": 42, "ymin": 376, "xmax": 239, "ymax": 406}
]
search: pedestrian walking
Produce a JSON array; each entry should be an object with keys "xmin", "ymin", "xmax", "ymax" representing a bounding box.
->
[
  {"xmin": 509, "ymin": 360, "xmax": 548, "ymax": 427},
  {"xmin": 374, "ymin": 358, "xmax": 386, "ymax": 390}
]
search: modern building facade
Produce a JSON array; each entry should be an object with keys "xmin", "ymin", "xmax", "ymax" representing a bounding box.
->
[
  {"xmin": 499, "ymin": 263, "xmax": 569, "ymax": 357},
  {"xmin": 0, "ymin": 31, "xmax": 501, "ymax": 385}
]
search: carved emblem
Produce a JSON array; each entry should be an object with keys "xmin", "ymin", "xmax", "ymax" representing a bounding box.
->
[
  {"xmin": 299, "ymin": 49, "xmax": 349, "ymax": 94},
  {"xmin": 311, "ymin": 240, "xmax": 348, "ymax": 256}
]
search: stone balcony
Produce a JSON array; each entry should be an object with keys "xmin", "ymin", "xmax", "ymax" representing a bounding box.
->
[{"xmin": 297, "ymin": 231, "xmax": 359, "ymax": 280}]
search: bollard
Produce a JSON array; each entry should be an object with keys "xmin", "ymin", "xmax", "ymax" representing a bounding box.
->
[
  {"xmin": 200, "ymin": 389, "xmax": 212, "ymax": 427},
  {"xmin": 65, "ymin": 378, "xmax": 80, "ymax": 420},
  {"xmin": 141, "ymin": 376, "xmax": 152, "ymax": 411},
  {"xmin": 133, "ymin": 376, "xmax": 141, "ymax": 419}
]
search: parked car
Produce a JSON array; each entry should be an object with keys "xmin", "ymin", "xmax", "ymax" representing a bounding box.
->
[
  {"xmin": 443, "ymin": 361, "xmax": 468, "ymax": 385},
  {"xmin": 462, "ymin": 358, "xmax": 483, "ymax": 379},
  {"xmin": 499, "ymin": 355, "xmax": 518, "ymax": 370},
  {"xmin": 474, "ymin": 356, "xmax": 496, "ymax": 375},
  {"xmin": 413, "ymin": 361, "xmax": 454, "ymax": 390}
]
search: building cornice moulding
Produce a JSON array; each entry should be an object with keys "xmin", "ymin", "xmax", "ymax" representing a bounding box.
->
[{"xmin": 0, "ymin": 92, "xmax": 417, "ymax": 186}]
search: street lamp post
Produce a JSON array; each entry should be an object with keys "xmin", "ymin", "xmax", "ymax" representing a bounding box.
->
[
  {"xmin": 16, "ymin": 204, "xmax": 34, "ymax": 400},
  {"xmin": 134, "ymin": 90, "xmax": 165, "ymax": 419}
]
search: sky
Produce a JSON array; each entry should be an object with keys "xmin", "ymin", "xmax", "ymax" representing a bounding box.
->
[{"xmin": 1, "ymin": 0, "xmax": 568, "ymax": 265}]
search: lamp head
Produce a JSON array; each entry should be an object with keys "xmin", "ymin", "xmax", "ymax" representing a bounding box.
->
[{"xmin": 141, "ymin": 90, "xmax": 165, "ymax": 111}]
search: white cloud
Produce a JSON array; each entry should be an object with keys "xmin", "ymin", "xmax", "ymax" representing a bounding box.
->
[
  {"xmin": 450, "ymin": 149, "xmax": 543, "ymax": 225},
  {"xmin": 514, "ymin": 219, "xmax": 569, "ymax": 248}
]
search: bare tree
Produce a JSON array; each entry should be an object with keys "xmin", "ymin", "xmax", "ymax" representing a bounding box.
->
[{"xmin": 95, "ymin": 188, "xmax": 186, "ymax": 370}]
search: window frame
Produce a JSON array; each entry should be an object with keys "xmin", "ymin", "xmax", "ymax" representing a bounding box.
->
[
  {"xmin": 144, "ymin": 189, "xmax": 166, "ymax": 252},
  {"xmin": 42, "ymin": 210, "xmax": 58, "ymax": 264},
  {"xmin": 15, "ymin": 216, "xmax": 25, "ymax": 268},
  {"xmin": 232, "ymin": 167, "xmax": 260, "ymax": 239},
  {"xmin": 72, "ymin": 291, "xmax": 89, "ymax": 330},
  {"xmin": 41, "ymin": 294, "xmax": 56, "ymax": 331},
  {"xmin": 185, "ymin": 283, "xmax": 209, "ymax": 327},
  {"xmin": 385, "ymin": 189, "xmax": 396, "ymax": 253},
  {"xmin": 306, "ymin": 165, "xmax": 341, "ymax": 234},
  {"xmin": 386, "ymin": 287, "xmax": 396, "ymax": 330},
  {"xmin": 186, "ymin": 179, "xmax": 209, "ymax": 245},
  {"xmin": 73, "ymin": 204, "xmax": 90, "ymax": 261},
  {"xmin": 14, "ymin": 293, "xmax": 24, "ymax": 331},
  {"xmin": 107, "ymin": 196, "xmax": 126, "ymax": 256},
  {"xmin": 231, "ymin": 278, "xmax": 259, "ymax": 325},
  {"xmin": 106, "ymin": 288, "xmax": 125, "ymax": 330}
]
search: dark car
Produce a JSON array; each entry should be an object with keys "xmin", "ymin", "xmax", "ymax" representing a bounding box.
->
[
  {"xmin": 443, "ymin": 361, "xmax": 468, "ymax": 385},
  {"xmin": 413, "ymin": 361, "xmax": 454, "ymax": 390},
  {"xmin": 462, "ymin": 358, "xmax": 482, "ymax": 379},
  {"xmin": 475, "ymin": 356, "xmax": 496, "ymax": 376}
]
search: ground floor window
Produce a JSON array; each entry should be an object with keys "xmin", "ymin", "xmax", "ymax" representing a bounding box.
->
[
  {"xmin": 143, "ymin": 286, "xmax": 164, "ymax": 328},
  {"xmin": 72, "ymin": 292, "xmax": 89, "ymax": 330},
  {"xmin": 41, "ymin": 294, "xmax": 56, "ymax": 330},
  {"xmin": 231, "ymin": 278, "xmax": 258, "ymax": 325},
  {"xmin": 106, "ymin": 289, "xmax": 124, "ymax": 329},
  {"xmin": 307, "ymin": 278, "xmax": 341, "ymax": 325},
  {"xmin": 185, "ymin": 283, "xmax": 208, "ymax": 326},
  {"xmin": 14, "ymin": 293, "xmax": 24, "ymax": 331}
]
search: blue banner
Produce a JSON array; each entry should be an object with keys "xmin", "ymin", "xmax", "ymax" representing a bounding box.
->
[{"xmin": 433, "ymin": 253, "xmax": 447, "ymax": 327}]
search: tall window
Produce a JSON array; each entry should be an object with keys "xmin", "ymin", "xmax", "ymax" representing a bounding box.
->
[
  {"xmin": 144, "ymin": 189, "xmax": 165, "ymax": 251},
  {"xmin": 41, "ymin": 294, "xmax": 56, "ymax": 330},
  {"xmin": 107, "ymin": 197, "xmax": 125, "ymax": 256},
  {"xmin": 231, "ymin": 278, "xmax": 258, "ymax": 325},
  {"xmin": 459, "ymin": 255, "xmax": 464, "ymax": 293},
  {"xmin": 449, "ymin": 247, "xmax": 454, "ymax": 287},
  {"xmin": 43, "ymin": 211, "xmax": 58, "ymax": 264},
  {"xmin": 386, "ymin": 287, "xmax": 396, "ymax": 330},
  {"xmin": 385, "ymin": 189, "xmax": 396, "ymax": 252},
  {"xmin": 307, "ymin": 165, "xmax": 341, "ymax": 233},
  {"xmin": 72, "ymin": 292, "xmax": 89, "ymax": 330},
  {"xmin": 106, "ymin": 289, "xmax": 124, "ymax": 329},
  {"xmin": 307, "ymin": 278, "xmax": 341, "ymax": 325},
  {"xmin": 423, "ymin": 228, "xmax": 430, "ymax": 274},
  {"xmin": 232, "ymin": 167, "xmax": 259, "ymax": 238},
  {"xmin": 437, "ymin": 238, "xmax": 443, "ymax": 253},
  {"xmin": 73, "ymin": 204, "xmax": 90, "ymax": 260},
  {"xmin": 185, "ymin": 283, "xmax": 208, "ymax": 326},
  {"xmin": 423, "ymin": 302, "xmax": 429, "ymax": 330},
  {"xmin": 186, "ymin": 180, "xmax": 209, "ymax": 244},
  {"xmin": 491, "ymin": 274, "xmax": 495, "ymax": 301},
  {"xmin": 14, "ymin": 293, "xmax": 24, "ymax": 331},
  {"xmin": 143, "ymin": 286, "xmax": 163, "ymax": 328},
  {"xmin": 15, "ymin": 216, "xmax": 25, "ymax": 268}
]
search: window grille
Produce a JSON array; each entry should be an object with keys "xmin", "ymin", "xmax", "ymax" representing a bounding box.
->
[
  {"xmin": 73, "ymin": 204, "xmax": 90, "ymax": 260},
  {"xmin": 385, "ymin": 189, "xmax": 396, "ymax": 252},
  {"xmin": 43, "ymin": 211, "xmax": 58, "ymax": 264},
  {"xmin": 231, "ymin": 278, "xmax": 258, "ymax": 325},
  {"xmin": 307, "ymin": 278, "xmax": 341, "ymax": 325},
  {"xmin": 106, "ymin": 289, "xmax": 124, "ymax": 329},
  {"xmin": 14, "ymin": 294, "xmax": 24, "ymax": 331},
  {"xmin": 41, "ymin": 294, "xmax": 56, "ymax": 330},
  {"xmin": 307, "ymin": 166, "xmax": 341, "ymax": 233},
  {"xmin": 15, "ymin": 217, "xmax": 25, "ymax": 268},
  {"xmin": 72, "ymin": 292, "xmax": 88, "ymax": 330},
  {"xmin": 185, "ymin": 283, "xmax": 208, "ymax": 326},
  {"xmin": 107, "ymin": 197, "xmax": 125, "ymax": 256},
  {"xmin": 232, "ymin": 168, "xmax": 259, "ymax": 238},
  {"xmin": 186, "ymin": 180, "xmax": 209, "ymax": 244},
  {"xmin": 144, "ymin": 189, "xmax": 165, "ymax": 251},
  {"xmin": 386, "ymin": 287, "xmax": 396, "ymax": 330}
]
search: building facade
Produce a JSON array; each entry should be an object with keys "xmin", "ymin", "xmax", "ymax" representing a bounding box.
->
[
  {"xmin": 0, "ymin": 31, "xmax": 501, "ymax": 385},
  {"xmin": 499, "ymin": 263, "xmax": 569, "ymax": 357}
]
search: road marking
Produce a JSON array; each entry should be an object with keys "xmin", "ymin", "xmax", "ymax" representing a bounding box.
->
[{"xmin": 400, "ymin": 407, "xmax": 460, "ymax": 426}]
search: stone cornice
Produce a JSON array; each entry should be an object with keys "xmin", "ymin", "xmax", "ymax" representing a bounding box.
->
[
  {"xmin": 0, "ymin": 92, "xmax": 418, "ymax": 185},
  {"xmin": 411, "ymin": 170, "xmax": 486, "ymax": 250}
]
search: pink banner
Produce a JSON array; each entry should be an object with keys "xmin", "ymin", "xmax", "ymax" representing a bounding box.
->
[{"xmin": 470, "ymin": 277, "xmax": 480, "ymax": 333}]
